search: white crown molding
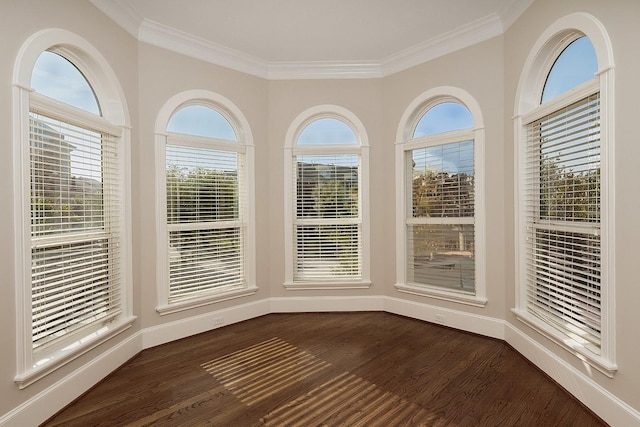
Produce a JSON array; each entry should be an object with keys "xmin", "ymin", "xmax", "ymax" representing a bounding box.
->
[
  {"xmin": 138, "ymin": 19, "xmax": 270, "ymax": 79},
  {"xmin": 94, "ymin": 1, "xmax": 532, "ymax": 80},
  {"xmin": 268, "ymin": 61, "xmax": 382, "ymax": 80},
  {"xmin": 380, "ymin": 13, "xmax": 504, "ymax": 77}
]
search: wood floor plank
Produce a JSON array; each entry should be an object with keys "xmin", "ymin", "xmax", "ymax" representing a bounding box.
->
[{"xmin": 42, "ymin": 312, "xmax": 607, "ymax": 426}]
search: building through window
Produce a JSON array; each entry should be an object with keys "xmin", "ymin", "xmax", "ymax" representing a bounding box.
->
[
  {"xmin": 13, "ymin": 29, "xmax": 134, "ymax": 388},
  {"xmin": 395, "ymin": 88, "xmax": 485, "ymax": 307},
  {"xmin": 284, "ymin": 106, "xmax": 370, "ymax": 288}
]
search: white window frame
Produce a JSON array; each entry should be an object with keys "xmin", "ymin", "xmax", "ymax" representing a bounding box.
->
[
  {"xmin": 395, "ymin": 87, "xmax": 486, "ymax": 307},
  {"xmin": 12, "ymin": 29, "xmax": 135, "ymax": 389},
  {"xmin": 284, "ymin": 105, "xmax": 370, "ymax": 290},
  {"xmin": 155, "ymin": 90, "xmax": 256, "ymax": 314},
  {"xmin": 513, "ymin": 13, "xmax": 616, "ymax": 376}
]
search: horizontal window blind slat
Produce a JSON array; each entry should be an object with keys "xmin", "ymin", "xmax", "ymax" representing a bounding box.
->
[
  {"xmin": 31, "ymin": 238, "xmax": 120, "ymax": 349},
  {"xmin": 527, "ymin": 295, "xmax": 601, "ymax": 334},
  {"xmin": 30, "ymin": 113, "xmax": 119, "ymax": 239},
  {"xmin": 168, "ymin": 225, "xmax": 244, "ymax": 302},
  {"xmin": 411, "ymin": 140, "xmax": 474, "ymax": 219},
  {"xmin": 166, "ymin": 137, "xmax": 247, "ymax": 303},
  {"xmin": 406, "ymin": 138, "xmax": 476, "ymax": 294},
  {"xmin": 166, "ymin": 143, "xmax": 242, "ymax": 225},
  {"xmin": 294, "ymin": 223, "xmax": 361, "ymax": 280},
  {"xmin": 293, "ymin": 152, "xmax": 362, "ymax": 282},
  {"xmin": 33, "ymin": 287, "xmax": 114, "ymax": 332},
  {"xmin": 528, "ymin": 300, "xmax": 601, "ymax": 342},
  {"xmin": 295, "ymin": 155, "xmax": 359, "ymax": 219},
  {"xmin": 525, "ymin": 268, "xmax": 600, "ymax": 307},
  {"xmin": 29, "ymin": 108, "xmax": 122, "ymax": 352},
  {"xmin": 524, "ymin": 92, "xmax": 602, "ymax": 353}
]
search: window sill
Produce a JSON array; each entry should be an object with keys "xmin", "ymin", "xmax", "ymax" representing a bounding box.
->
[
  {"xmin": 157, "ymin": 286, "xmax": 258, "ymax": 315},
  {"xmin": 395, "ymin": 282, "xmax": 487, "ymax": 307},
  {"xmin": 14, "ymin": 315, "xmax": 136, "ymax": 389},
  {"xmin": 284, "ymin": 280, "xmax": 372, "ymax": 290},
  {"xmin": 512, "ymin": 308, "xmax": 617, "ymax": 378}
]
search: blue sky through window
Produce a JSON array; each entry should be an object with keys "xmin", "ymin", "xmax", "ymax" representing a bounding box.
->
[
  {"xmin": 167, "ymin": 105, "xmax": 237, "ymax": 140},
  {"xmin": 297, "ymin": 118, "xmax": 357, "ymax": 145},
  {"xmin": 32, "ymin": 51, "xmax": 100, "ymax": 115},
  {"xmin": 413, "ymin": 102, "xmax": 473, "ymax": 138},
  {"xmin": 541, "ymin": 36, "xmax": 597, "ymax": 104}
]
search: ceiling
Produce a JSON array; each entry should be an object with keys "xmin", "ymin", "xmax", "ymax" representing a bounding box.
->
[{"xmin": 90, "ymin": 0, "xmax": 534, "ymax": 79}]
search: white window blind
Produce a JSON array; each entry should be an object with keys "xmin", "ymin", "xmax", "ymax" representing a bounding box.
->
[
  {"xmin": 293, "ymin": 154, "xmax": 361, "ymax": 281},
  {"xmin": 524, "ymin": 93, "xmax": 601, "ymax": 353},
  {"xmin": 29, "ymin": 112, "xmax": 121, "ymax": 353},
  {"xmin": 407, "ymin": 140, "xmax": 475, "ymax": 292},
  {"xmin": 166, "ymin": 143, "xmax": 245, "ymax": 302}
]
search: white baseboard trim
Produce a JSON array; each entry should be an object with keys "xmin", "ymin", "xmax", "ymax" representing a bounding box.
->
[
  {"xmin": 383, "ymin": 296, "xmax": 505, "ymax": 340},
  {"xmin": 0, "ymin": 331, "xmax": 142, "ymax": 427},
  {"xmin": 269, "ymin": 295, "xmax": 384, "ymax": 312},
  {"xmin": 142, "ymin": 299, "xmax": 271, "ymax": 349},
  {"xmin": 504, "ymin": 322, "xmax": 640, "ymax": 427},
  {"xmin": 4, "ymin": 296, "xmax": 638, "ymax": 427}
]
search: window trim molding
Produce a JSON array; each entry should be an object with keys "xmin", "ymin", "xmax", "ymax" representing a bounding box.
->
[
  {"xmin": 12, "ymin": 29, "xmax": 134, "ymax": 388},
  {"xmin": 283, "ymin": 104, "xmax": 370, "ymax": 289},
  {"xmin": 512, "ymin": 12, "xmax": 616, "ymax": 374},
  {"xmin": 154, "ymin": 89, "xmax": 256, "ymax": 313},
  {"xmin": 395, "ymin": 86, "xmax": 486, "ymax": 306}
]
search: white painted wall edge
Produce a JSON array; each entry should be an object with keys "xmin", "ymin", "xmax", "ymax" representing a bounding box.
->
[
  {"xmin": 269, "ymin": 295, "xmax": 384, "ymax": 313},
  {"xmin": 142, "ymin": 299, "xmax": 270, "ymax": 349},
  {"xmin": 0, "ymin": 331, "xmax": 142, "ymax": 427},
  {"xmin": 383, "ymin": 296, "xmax": 505, "ymax": 340},
  {"xmin": 504, "ymin": 323, "xmax": 640, "ymax": 427},
  {"xmin": 3, "ymin": 295, "xmax": 639, "ymax": 426}
]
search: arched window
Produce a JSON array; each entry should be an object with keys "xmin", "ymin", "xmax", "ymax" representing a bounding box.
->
[
  {"xmin": 31, "ymin": 50, "xmax": 101, "ymax": 114},
  {"xmin": 167, "ymin": 104, "xmax": 236, "ymax": 140},
  {"xmin": 513, "ymin": 14, "xmax": 615, "ymax": 375},
  {"xmin": 395, "ymin": 88, "xmax": 485, "ymax": 307},
  {"xmin": 541, "ymin": 36, "xmax": 598, "ymax": 104},
  {"xmin": 13, "ymin": 29, "xmax": 133, "ymax": 388},
  {"xmin": 284, "ymin": 106, "xmax": 370, "ymax": 288},
  {"xmin": 413, "ymin": 102, "xmax": 473, "ymax": 137},
  {"xmin": 155, "ymin": 91, "xmax": 256, "ymax": 313}
]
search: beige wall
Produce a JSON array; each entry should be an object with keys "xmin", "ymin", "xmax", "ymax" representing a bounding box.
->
[
  {"xmin": 2, "ymin": 0, "xmax": 639, "ymax": 423},
  {"xmin": 267, "ymin": 78, "xmax": 385, "ymax": 297},
  {"xmin": 382, "ymin": 35, "xmax": 506, "ymax": 320},
  {"xmin": 503, "ymin": 0, "xmax": 640, "ymax": 412},
  {"xmin": 136, "ymin": 43, "xmax": 270, "ymax": 328},
  {"xmin": 0, "ymin": 0, "xmax": 140, "ymax": 416}
]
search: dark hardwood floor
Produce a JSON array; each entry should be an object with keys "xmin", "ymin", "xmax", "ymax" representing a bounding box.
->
[{"xmin": 42, "ymin": 312, "xmax": 607, "ymax": 426}]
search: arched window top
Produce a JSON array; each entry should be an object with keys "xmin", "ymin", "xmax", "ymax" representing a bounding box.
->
[
  {"xmin": 297, "ymin": 117, "xmax": 358, "ymax": 146},
  {"xmin": 31, "ymin": 50, "xmax": 100, "ymax": 115},
  {"xmin": 541, "ymin": 36, "xmax": 598, "ymax": 104},
  {"xmin": 167, "ymin": 104, "xmax": 237, "ymax": 141},
  {"xmin": 413, "ymin": 101, "xmax": 473, "ymax": 138}
]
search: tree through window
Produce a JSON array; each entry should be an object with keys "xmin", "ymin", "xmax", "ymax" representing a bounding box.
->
[
  {"xmin": 284, "ymin": 108, "xmax": 370, "ymax": 288},
  {"xmin": 513, "ymin": 14, "xmax": 616, "ymax": 374},
  {"xmin": 164, "ymin": 104, "xmax": 248, "ymax": 304},
  {"xmin": 407, "ymin": 102, "xmax": 476, "ymax": 293}
]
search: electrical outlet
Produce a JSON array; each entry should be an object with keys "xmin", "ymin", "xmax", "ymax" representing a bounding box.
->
[
  {"xmin": 434, "ymin": 313, "xmax": 446, "ymax": 324},
  {"xmin": 212, "ymin": 316, "xmax": 224, "ymax": 327}
]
